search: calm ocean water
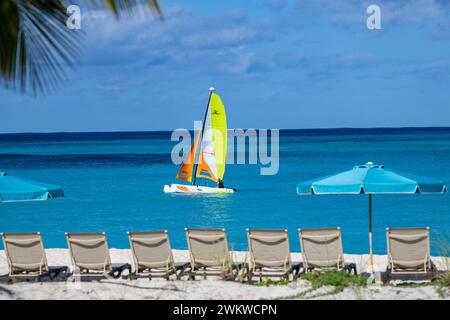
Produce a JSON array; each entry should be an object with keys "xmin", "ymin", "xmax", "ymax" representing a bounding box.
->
[{"xmin": 1, "ymin": 128, "xmax": 449, "ymax": 255}]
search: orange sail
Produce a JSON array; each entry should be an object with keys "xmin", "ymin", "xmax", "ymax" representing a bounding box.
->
[
  {"xmin": 195, "ymin": 147, "xmax": 218, "ymax": 182},
  {"xmin": 176, "ymin": 132, "xmax": 200, "ymax": 182}
]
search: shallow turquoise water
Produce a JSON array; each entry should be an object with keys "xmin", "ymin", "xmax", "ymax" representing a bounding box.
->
[{"xmin": 1, "ymin": 128, "xmax": 449, "ymax": 255}]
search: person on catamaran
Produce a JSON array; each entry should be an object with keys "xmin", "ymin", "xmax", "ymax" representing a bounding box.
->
[{"xmin": 218, "ymin": 178, "xmax": 224, "ymax": 188}]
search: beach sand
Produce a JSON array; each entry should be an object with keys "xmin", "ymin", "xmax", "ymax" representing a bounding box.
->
[{"xmin": 0, "ymin": 249, "xmax": 448, "ymax": 300}]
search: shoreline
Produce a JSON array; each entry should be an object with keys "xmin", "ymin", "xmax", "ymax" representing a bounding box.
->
[{"xmin": 1, "ymin": 249, "xmax": 449, "ymax": 300}]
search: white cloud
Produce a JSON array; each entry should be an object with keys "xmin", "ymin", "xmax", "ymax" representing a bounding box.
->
[
  {"xmin": 77, "ymin": 4, "xmax": 281, "ymax": 76},
  {"xmin": 315, "ymin": 0, "xmax": 450, "ymax": 27},
  {"xmin": 217, "ymin": 47, "xmax": 256, "ymax": 74},
  {"xmin": 73, "ymin": 1, "xmax": 450, "ymax": 82},
  {"xmin": 265, "ymin": 0, "xmax": 289, "ymax": 11}
]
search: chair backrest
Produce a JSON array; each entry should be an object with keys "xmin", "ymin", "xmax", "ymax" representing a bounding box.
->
[
  {"xmin": 386, "ymin": 227, "xmax": 430, "ymax": 269},
  {"xmin": 128, "ymin": 231, "xmax": 173, "ymax": 269},
  {"xmin": 185, "ymin": 228, "xmax": 229, "ymax": 268},
  {"xmin": 299, "ymin": 228, "xmax": 343, "ymax": 269},
  {"xmin": 247, "ymin": 229, "xmax": 291, "ymax": 268},
  {"xmin": 66, "ymin": 232, "xmax": 111, "ymax": 271},
  {"xmin": 1, "ymin": 232, "xmax": 48, "ymax": 273}
]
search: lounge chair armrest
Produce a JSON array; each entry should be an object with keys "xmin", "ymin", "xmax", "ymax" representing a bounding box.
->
[
  {"xmin": 344, "ymin": 263, "xmax": 357, "ymax": 275},
  {"xmin": 175, "ymin": 262, "xmax": 191, "ymax": 271},
  {"xmin": 232, "ymin": 262, "xmax": 248, "ymax": 270},
  {"xmin": 109, "ymin": 263, "xmax": 132, "ymax": 279},
  {"xmin": 292, "ymin": 262, "xmax": 304, "ymax": 277},
  {"xmin": 36, "ymin": 266, "xmax": 69, "ymax": 281},
  {"xmin": 174, "ymin": 262, "xmax": 191, "ymax": 279},
  {"xmin": 48, "ymin": 266, "xmax": 69, "ymax": 279}
]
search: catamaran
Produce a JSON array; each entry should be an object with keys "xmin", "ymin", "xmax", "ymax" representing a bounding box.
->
[{"xmin": 164, "ymin": 88, "xmax": 236, "ymax": 194}]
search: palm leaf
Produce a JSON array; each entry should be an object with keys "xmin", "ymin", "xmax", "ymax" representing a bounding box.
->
[
  {"xmin": 0, "ymin": 0, "xmax": 161, "ymax": 96},
  {"xmin": 101, "ymin": 0, "xmax": 162, "ymax": 17}
]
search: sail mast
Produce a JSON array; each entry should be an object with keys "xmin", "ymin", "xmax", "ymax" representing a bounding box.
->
[{"xmin": 192, "ymin": 87, "xmax": 215, "ymax": 185}]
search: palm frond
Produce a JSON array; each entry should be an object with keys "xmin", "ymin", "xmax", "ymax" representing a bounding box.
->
[
  {"xmin": 18, "ymin": 1, "xmax": 80, "ymax": 95},
  {"xmin": 0, "ymin": 1, "xmax": 20, "ymax": 91},
  {"xmin": 0, "ymin": 0, "xmax": 162, "ymax": 96},
  {"xmin": 101, "ymin": 0, "xmax": 162, "ymax": 18}
]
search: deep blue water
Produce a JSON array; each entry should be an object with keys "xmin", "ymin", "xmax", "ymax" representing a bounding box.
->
[{"xmin": 1, "ymin": 128, "xmax": 449, "ymax": 255}]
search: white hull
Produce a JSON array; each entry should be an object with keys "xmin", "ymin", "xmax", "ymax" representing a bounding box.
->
[{"xmin": 163, "ymin": 184, "xmax": 235, "ymax": 194}]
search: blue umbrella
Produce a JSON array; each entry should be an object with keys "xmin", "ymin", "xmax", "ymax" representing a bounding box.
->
[
  {"xmin": 0, "ymin": 172, "xmax": 64, "ymax": 203},
  {"xmin": 297, "ymin": 162, "xmax": 447, "ymax": 272}
]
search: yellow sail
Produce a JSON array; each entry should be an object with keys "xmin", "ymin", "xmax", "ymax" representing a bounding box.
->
[
  {"xmin": 210, "ymin": 93, "xmax": 227, "ymax": 180},
  {"xmin": 196, "ymin": 92, "xmax": 227, "ymax": 182}
]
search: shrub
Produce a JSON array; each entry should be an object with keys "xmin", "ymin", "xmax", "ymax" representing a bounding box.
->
[
  {"xmin": 255, "ymin": 278, "xmax": 290, "ymax": 286},
  {"xmin": 301, "ymin": 270, "xmax": 367, "ymax": 292}
]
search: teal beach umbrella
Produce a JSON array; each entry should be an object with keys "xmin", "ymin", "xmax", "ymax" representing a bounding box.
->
[
  {"xmin": 0, "ymin": 172, "xmax": 64, "ymax": 203},
  {"xmin": 297, "ymin": 162, "xmax": 447, "ymax": 272}
]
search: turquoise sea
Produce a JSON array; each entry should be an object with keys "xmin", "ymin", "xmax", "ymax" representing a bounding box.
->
[{"xmin": 1, "ymin": 128, "xmax": 449, "ymax": 255}]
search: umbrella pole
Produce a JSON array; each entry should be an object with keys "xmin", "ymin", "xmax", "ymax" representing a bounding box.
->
[{"xmin": 369, "ymin": 193, "xmax": 374, "ymax": 273}]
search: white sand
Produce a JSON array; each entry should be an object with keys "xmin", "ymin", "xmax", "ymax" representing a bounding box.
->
[{"xmin": 0, "ymin": 249, "xmax": 448, "ymax": 300}]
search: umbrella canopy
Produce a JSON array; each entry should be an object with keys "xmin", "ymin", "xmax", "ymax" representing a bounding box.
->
[
  {"xmin": 297, "ymin": 162, "xmax": 447, "ymax": 273},
  {"xmin": 297, "ymin": 163, "xmax": 447, "ymax": 195},
  {"xmin": 0, "ymin": 172, "xmax": 64, "ymax": 203}
]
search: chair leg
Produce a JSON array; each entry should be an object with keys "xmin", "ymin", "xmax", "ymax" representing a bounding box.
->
[
  {"xmin": 176, "ymin": 268, "xmax": 183, "ymax": 280},
  {"xmin": 176, "ymin": 263, "xmax": 191, "ymax": 280},
  {"xmin": 188, "ymin": 267, "xmax": 196, "ymax": 281},
  {"xmin": 292, "ymin": 262, "xmax": 303, "ymax": 279},
  {"xmin": 247, "ymin": 271, "xmax": 253, "ymax": 282},
  {"xmin": 344, "ymin": 263, "xmax": 357, "ymax": 275}
]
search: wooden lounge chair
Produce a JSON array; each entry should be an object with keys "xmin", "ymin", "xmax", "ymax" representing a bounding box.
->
[
  {"xmin": 386, "ymin": 227, "xmax": 435, "ymax": 275},
  {"xmin": 298, "ymin": 228, "xmax": 356, "ymax": 274},
  {"xmin": 185, "ymin": 228, "xmax": 241, "ymax": 280},
  {"xmin": 1, "ymin": 232, "xmax": 68, "ymax": 280},
  {"xmin": 128, "ymin": 231, "xmax": 189, "ymax": 280},
  {"xmin": 246, "ymin": 229, "xmax": 301, "ymax": 281},
  {"xmin": 66, "ymin": 232, "xmax": 131, "ymax": 278}
]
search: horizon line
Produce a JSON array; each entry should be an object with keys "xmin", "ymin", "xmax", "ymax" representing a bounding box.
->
[{"xmin": 1, "ymin": 125, "xmax": 450, "ymax": 135}]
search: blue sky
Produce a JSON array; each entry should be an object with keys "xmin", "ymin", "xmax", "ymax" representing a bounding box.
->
[{"xmin": 2, "ymin": 0, "xmax": 450, "ymax": 133}]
